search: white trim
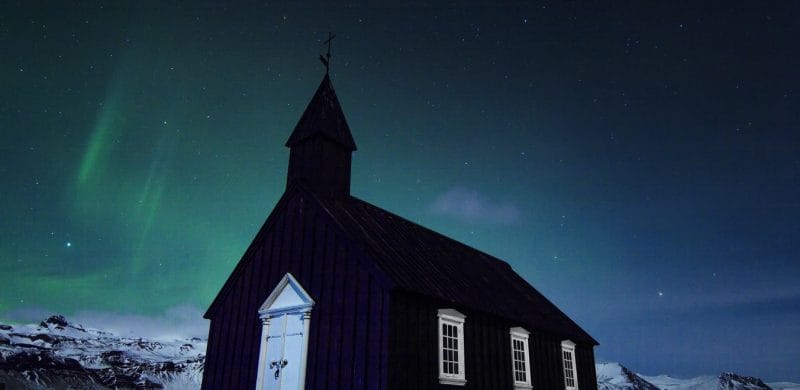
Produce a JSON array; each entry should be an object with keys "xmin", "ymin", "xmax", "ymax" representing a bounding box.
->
[
  {"xmin": 298, "ymin": 311, "xmax": 311, "ymax": 389},
  {"xmin": 254, "ymin": 317, "xmax": 271, "ymax": 390},
  {"xmin": 438, "ymin": 308, "xmax": 466, "ymax": 321},
  {"xmin": 561, "ymin": 339, "xmax": 578, "ymax": 390},
  {"xmin": 439, "ymin": 377, "xmax": 468, "ymax": 386},
  {"xmin": 510, "ymin": 327, "xmax": 532, "ymax": 389},
  {"xmin": 258, "ymin": 272, "xmax": 315, "ymax": 314},
  {"xmin": 437, "ymin": 308, "xmax": 467, "ymax": 386},
  {"xmin": 255, "ymin": 273, "xmax": 314, "ymax": 390}
]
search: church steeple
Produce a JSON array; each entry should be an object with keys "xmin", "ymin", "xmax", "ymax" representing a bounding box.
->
[{"xmin": 285, "ymin": 74, "xmax": 356, "ymax": 197}]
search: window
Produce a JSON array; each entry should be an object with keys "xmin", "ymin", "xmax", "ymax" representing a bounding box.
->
[
  {"xmin": 438, "ymin": 308, "xmax": 466, "ymax": 386},
  {"xmin": 510, "ymin": 327, "xmax": 532, "ymax": 389},
  {"xmin": 561, "ymin": 340, "xmax": 578, "ymax": 390}
]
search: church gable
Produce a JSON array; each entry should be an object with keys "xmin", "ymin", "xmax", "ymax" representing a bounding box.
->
[
  {"xmin": 204, "ymin": 185, "xmax": 392, "ymax": 320},
  {"xmin": 202, "ymin": 185, "xmax": 394, "ymax": 389}
]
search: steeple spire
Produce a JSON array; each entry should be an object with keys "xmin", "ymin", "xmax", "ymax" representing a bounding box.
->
[
  {"xmin": 319, "ymin": 32, "xmax": 336, "ymax": 75},
  {"xmin": 285, "ymin": 74, "xmax": 356, "ymax": 197}
]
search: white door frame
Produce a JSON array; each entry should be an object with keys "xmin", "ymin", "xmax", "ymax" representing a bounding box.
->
[{"xmin": 255, "ymin": 273, "xmax": 314, "ymax": 390}]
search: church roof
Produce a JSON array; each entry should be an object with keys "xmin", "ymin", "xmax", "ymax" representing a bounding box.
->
[
  {"xmin": 313, "ymin": 192, "xmax": 599, "ymax": 345},
  {"xmin": 285, "ymin": 74, "xmax": 357, "ymax": 151}
]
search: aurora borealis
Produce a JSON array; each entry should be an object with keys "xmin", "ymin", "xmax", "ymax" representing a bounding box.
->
[{"xmin": 2, "ymin": 2, "xmax": 799, "ymax": 382}]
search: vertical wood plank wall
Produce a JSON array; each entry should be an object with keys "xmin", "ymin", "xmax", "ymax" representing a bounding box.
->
[
  {"xmin": 202, "ymin": 193, "xmax": 390, "ymax": 390},
  {"xmin": 388, "ymin": 292, "xmax": 597, "ymax": 390}
]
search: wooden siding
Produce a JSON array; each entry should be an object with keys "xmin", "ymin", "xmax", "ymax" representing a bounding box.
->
[
  {"xmin": 202, "ymin": 191, "xmax": 391, "ymax": 390},
  {"xmin": 388, "ymin": 292, "xmax": 597, "ymax": 390},
  {"xmin": 576, "ymin": 343, "xmax": 599, "ymax": 390}
]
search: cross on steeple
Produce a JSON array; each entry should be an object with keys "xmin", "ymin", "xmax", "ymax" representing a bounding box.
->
[{"xmin": 319, "ymin": 32, "xmax": 336, "ymax": 74}]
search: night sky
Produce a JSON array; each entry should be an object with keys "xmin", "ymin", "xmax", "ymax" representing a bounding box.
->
[{"xmin": 2, "ymin": 1, "xmax": 799, "ymax": 383}]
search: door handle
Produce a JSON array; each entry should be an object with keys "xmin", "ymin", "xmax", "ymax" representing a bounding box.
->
[{"xmin": 269, "ymin": 359, "xmax": 288, "ymax": 379}]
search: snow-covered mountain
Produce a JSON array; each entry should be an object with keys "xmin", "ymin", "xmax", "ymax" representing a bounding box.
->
[
  {"xmin": 597, "ymin": 362, "xmax": 660, "ymax": 390},
  {"xmin": 0, "ymin": 315, "xmax": 204, "ymax": 389},
  {"xmin": 641, "ymin": 372, "xmax": 772, "ymax": 389},
  {"xmin": 599, "ymin": 361, "xmax": 799, "ymax": 390},
  {"xmin": 643, "ymin": 372, "xmax": 775, "ymax": 389},
  {"xmin": 769, "ymin": 383, "xmax": 800, "ymax": 390}
]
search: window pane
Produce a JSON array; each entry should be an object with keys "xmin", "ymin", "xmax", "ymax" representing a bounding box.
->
[{"xmin": 512, "ymin": 336, "xmax": 532, "ymax": 385}]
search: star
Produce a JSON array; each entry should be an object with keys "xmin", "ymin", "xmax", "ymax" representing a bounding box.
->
[
  {"xmin": 657, "ymin": 291, "xmax": 664, "ymax": 297},
  {"xmin": 66, "ymin": 242, "xmax": 72, "ymax": 248}
]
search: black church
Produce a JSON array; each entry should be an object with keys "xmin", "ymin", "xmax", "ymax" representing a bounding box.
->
[{"xmin": 201, "ymin": 71, "xmax": 598, "ymax": 390}]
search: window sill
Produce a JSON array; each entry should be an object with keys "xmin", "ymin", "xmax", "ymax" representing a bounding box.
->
[
  {"xmin": 513, "ymin": 384, "xmax": 533, "ymax": 390},
  {"xmin": 438, "ymin": 376, "xmax": 467, "ymax": 386}
]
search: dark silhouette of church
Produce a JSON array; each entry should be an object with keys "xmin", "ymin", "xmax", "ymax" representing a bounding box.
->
[{"xmin": 201, "ymin": 72, "xmax": 598, "ymax": 390}]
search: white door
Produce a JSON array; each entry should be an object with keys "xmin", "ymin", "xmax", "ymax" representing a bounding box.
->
[
  {"xmin": 262, "ymin": 312, "xmax": 305, "ymax": 390},
  {"xmin": 256, "ymin": 273, "xmax": 314, "ymax": 390}
]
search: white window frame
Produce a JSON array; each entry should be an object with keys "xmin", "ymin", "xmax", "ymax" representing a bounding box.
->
[
  {"xmin": 561, "ymin": 339, "xmax": 578, "ymax": 390},
  {"xmin": 510, "ymin": 327, "xmax": 532, "ymax": 389},
  {"xmin": 437, "ymin": 308, "xmax": 467, "ymax": 386}
]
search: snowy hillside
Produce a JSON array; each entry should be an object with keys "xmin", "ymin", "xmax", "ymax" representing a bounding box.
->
[{"xmin": 0, "ymin": 315, "xmax": 204, "ymax": 389}]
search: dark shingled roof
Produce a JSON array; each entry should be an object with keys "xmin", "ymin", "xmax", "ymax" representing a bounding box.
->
[
  {"xmin": 285, "ymin": 74, "xmax": 357, "ymax": 151},
  {"xmin": 312, "ymin": 192, "xmax": 599, "ymax": 345}
]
